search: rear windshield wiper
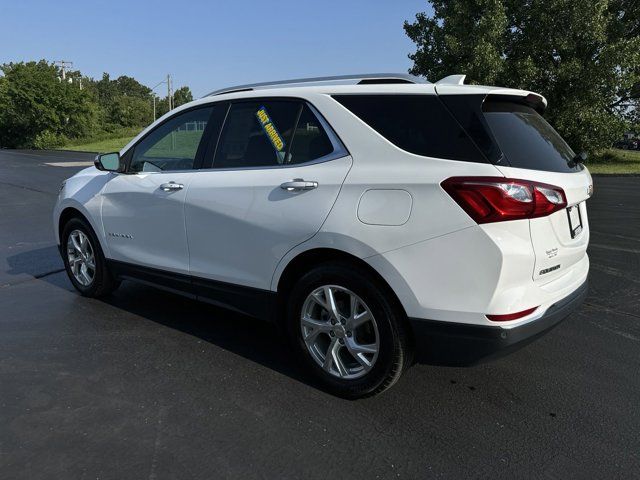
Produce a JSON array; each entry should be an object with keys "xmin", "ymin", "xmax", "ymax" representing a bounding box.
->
[{"xmin": 569, "ymin": 151, "xmax": 587, "ymax": 168}]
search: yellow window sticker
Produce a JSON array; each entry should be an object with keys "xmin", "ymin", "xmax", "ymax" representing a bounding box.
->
[{"xmin": 256, "ymin": 106, "xmax": 286, "ymax": 156}]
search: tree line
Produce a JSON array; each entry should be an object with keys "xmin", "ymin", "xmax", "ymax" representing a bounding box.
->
[
  {"xmin": 0, "ymin": 60, "xmax": 193, "ymax": 149},
  {"xmin": 3, "ymin": 3, "xmax": 639, "ymax": 155},
  {"xmin": 405, "ymin": 0, "xmax": 639, "ymax": 153}
]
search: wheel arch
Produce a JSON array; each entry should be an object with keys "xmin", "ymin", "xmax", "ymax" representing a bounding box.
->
[
  {"xmin": 58, "ymin": 207, "xmax": 90, "ymax": 241},
  {"xmin": 57, "ymin": 206, "xmax": 107, "ymax": 257},
  {"xmin": 276, "ymin": 248, "xmax": 410, "ymax": 322}
]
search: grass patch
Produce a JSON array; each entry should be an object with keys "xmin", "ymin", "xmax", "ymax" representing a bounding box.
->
[
  {"xmin": 589, "ymin": 148, "xmax": 640, "ymax": 174},
  {"xmin": 64, "ymin": 136, "xmax": 135, "ymax": 153},
  {"xmin": 145, "ymin": 131, "xmax": 203, "ymax": 158},
  {"xmin": 61, "ymin": 127, "xmax": 141, "ymax": 153}
]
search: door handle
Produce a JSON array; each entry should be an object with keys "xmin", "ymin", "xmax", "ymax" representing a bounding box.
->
[
  {"xmin": 280, "ymin": 179, "xmax": 318, "ymax": 192},
  {"xmin": 160, "ymin": 182, "xmax": 184, "ymax": 192}
]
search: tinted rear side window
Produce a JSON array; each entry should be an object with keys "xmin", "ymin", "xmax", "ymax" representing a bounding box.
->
[
  {"xmin": 213, "ymin": 101, "xmax": 300, "ymax": 168},
  {"xmin": 483, "ymin": 101, "xmax": 581, "ymax": 173},
  {"xmin": 288, "ymin": 104, "xmax": 334, "ymax": 164},
  {"xmin": 332, "ymin": 94, "xmax": 485, "ymax": 162}
]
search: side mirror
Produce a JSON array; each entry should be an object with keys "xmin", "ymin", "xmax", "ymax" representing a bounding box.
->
[{"xmin": 94, "ymin": 152, "xmax": 121, "ymax": 172}]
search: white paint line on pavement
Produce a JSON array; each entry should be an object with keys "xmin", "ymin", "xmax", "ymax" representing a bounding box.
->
[{"xmin": 44, "ymin": 161, "xmax": 94, "ymax": 167}]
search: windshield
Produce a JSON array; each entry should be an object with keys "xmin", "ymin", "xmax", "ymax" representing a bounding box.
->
[{"xmin": 483, "ymin": 101, "xmax": 581, "ymax": 173}]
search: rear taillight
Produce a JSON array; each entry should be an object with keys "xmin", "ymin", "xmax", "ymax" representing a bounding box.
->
[{"xmin": 441, "ymin": 176, "xmax": 567, "ymax": 224}]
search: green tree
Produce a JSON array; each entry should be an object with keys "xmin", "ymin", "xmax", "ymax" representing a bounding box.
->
[
  {"xmin": 154, "ymin": 86, "xmax": 194, "ymax": 118},
  {"xmin": 0, "ymin": 60, "xmax": 96, "ymax": 148},
  {"xmin": 107, "ymin": 95, "xmax": 153, "ymax": 127},
  {"xmin": 405, "ymin": 0, "xmax": 640, "ymax": 153},
  {"xmin": 172, "ymin": 86, "xmax": 193, "ymax": 108},
  {"xmin": 113, "ymin": 75, "xmax": 152, "ymax": 98},
  {"xmin": 86, "ymin": 73, "xmax": 153, "ymax": 130}
]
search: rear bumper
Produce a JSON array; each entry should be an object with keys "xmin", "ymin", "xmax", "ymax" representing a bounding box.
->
[{"xmin": 409, "ymin": 279, "xmax": 588, "ymax": 366}]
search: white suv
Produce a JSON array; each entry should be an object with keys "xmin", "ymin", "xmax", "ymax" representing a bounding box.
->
[{"xmin": 54, "ymin": 73, "xmax": 591, "ymax": 398}]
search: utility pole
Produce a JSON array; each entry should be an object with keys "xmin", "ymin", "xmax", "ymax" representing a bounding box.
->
[
  {"xmin": 151, "ymin": 78, "xmax": 166, "ymax": 121},
  {"xmin": 167, "ymin": 74, "xmax": 175, "ymax": 149},
  {"xmin": 167, "ymin": 74, "xmax": 173, "ymax": 111},
  {"xmin": 150, "ymin": 75, "xmax": 173, "ymax": 120},
  {"xmin": 54, "ymin": 60, "xmax": 73, "ymax": 80}
]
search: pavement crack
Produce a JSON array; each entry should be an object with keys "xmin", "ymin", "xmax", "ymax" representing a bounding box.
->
[
  {"xmin": 590, "ymin": 230, "xmax": 640, "ymax": 243},
  {"xmin": 584, "ymin": 302, "xmax": 640, "ymax": 320},
  {"xmin": 590, "ymin": 263, "xmax": 640, "ymax": 284},
  {"xmin": 0, "ymin": 180, "xmax": 57, "ymax": 196},
  {"xmin": 148, "ymin": 406, "xmax": 167, "ymax": 480},
  {"xmin": 589, "ymin": 243, "xmax": 640, "ymax": 254},
  {"xmin": 590, "ymin": 321, "xmax": 640, "ymax": 342}
]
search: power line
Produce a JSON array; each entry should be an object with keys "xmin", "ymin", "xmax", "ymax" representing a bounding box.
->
[{"xmin": 150, "ymin": 74, "xmax": 174, "ymax": 120}]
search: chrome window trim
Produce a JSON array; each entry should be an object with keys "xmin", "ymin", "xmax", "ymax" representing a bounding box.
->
[{"xmin": 197, "ymin": 153, "xmax": 351, "ymax": 173}]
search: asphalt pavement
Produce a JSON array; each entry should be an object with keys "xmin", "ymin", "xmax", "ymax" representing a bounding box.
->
[{"xmin": 1, "ymin": 149, "xmax": 639, "ymax": 479}]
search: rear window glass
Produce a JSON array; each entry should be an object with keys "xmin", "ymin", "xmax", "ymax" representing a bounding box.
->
[
  {"xmin": 483, "ymin": 101, "xmax": 581, "ymax": 173},
  {"xmin": 333, "ymin": 95, "xmax": 485, "ymax": 162}
]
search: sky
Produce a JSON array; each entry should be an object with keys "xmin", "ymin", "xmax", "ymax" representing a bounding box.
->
[{"xmin": 0, "ymin": 0, "xmax": 432, "ymax": 98}]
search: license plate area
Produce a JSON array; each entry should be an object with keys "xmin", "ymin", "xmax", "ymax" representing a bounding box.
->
[{"xmin": 566, "ymin": 203, "xmax": 583, "ymax": 238}]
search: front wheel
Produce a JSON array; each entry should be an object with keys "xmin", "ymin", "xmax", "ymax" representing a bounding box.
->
[
  {"xmin": 286, "ymin": 262, "xmax": 412, "ymax": 398},
  {"xmin": 61, "ymin": 217, "xmax": 119, "ymax": 297}
]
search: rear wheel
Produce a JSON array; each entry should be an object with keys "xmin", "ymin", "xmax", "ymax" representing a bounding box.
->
[
  {"xmin": 61, "ymin": 217, "xmax": 119, "ymax": 297},
  {"xmin": 286, "ymin": 262, "xmax": 411, "ymax": 398}
]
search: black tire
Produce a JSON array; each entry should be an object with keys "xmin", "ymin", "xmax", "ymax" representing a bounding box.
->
[
  {"xmin": 286, "ymin": 262, "xmax": 412, "ymax": 399},
  {"xmin": 61, "ymin": 217, "xmax": 119, "ymax": 297}
]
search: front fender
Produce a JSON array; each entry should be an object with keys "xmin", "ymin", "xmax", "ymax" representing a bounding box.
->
[{"xmin": 54, "ymin": 169, "xmax": 112, "ymax": 256}]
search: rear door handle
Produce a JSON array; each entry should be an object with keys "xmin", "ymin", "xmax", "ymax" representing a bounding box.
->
[
  {"xmin": 280, "ymin": 179, "xmax": 318, "ymax": 192},
  {"xmin": 160, "ymin": 182, "xmax": 184, "ymax": 192}
]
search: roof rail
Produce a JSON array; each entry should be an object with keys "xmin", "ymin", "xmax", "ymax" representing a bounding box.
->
[{"xmin": 205, "ymin": 73, "xmax": 428, "ymax": 97}]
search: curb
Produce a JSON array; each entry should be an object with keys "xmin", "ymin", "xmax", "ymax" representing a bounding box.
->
[{"xmin": 52, "ymin": 149, "xmax": 99, "ymax": 154}]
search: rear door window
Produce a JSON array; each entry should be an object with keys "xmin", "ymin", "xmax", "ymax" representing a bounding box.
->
[
  {"xmin": 482, "ymin": 100, "xmax": 581, "ymax": 173},
  {"xmin": 213, "ymin": 101, "xmax": 299, "ymax": 168},
  {"xmin": 212, "ymin": 101, "xmax": 337, "ymax": 169},
  {"xmin": 287, "ymin": 104, "xmax": 334, "ymax": 164},
  {"xmin": 332, "ymin": 94, "xmax": 485, "ymax": 162}
]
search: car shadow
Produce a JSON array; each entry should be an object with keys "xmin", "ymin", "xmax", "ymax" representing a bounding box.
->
[
  {"xmin": 5, "ymin": 245, "xmax": 317, "ymax": 389},
  {"xmin": 4, "ymin": 245, "xmax": 64, "ymax": 278},
  {"xmin": 100, "ymin": 280, "xmax": 316, "ymax": 388}
]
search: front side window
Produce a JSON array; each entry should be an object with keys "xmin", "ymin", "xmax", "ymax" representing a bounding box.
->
[
  {"xmin": 212, "ymin": 101, "xmax": 335, "ymax": 168},
  {"xmin": 130, "ymin": 107, "xmax": 213, "ymax": 173}
]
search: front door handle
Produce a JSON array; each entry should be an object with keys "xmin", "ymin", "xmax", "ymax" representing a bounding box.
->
[
  {"xmin": 280, "ymin": 179, "xmax": 318, "ymax": 192},
  {"xmin": 160, "ymin": 182, "xmax": 184, "ymax": 192}
]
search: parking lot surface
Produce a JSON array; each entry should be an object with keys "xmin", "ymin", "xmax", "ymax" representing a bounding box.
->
[{"xmin": 1, "ymin": 149, "xmax": 639, "ymax": 479}]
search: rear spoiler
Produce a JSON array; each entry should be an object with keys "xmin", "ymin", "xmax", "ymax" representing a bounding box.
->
[
  {"xmin": 484, "ymin": 93, "xmax": 547, "ymax": 114},
  {"xmin": 435, "ymin": 80, "xmax": 548, "ymax": 113}
]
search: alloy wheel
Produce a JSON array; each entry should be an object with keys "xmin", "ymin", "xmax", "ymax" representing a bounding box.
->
[
  {"xmin": 66, "ymin": 229, "xmax": 96, "ymax": 287},
  {"xmin": 300, "ymin": 285, "xmax": 379, "ymax": 379}
]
